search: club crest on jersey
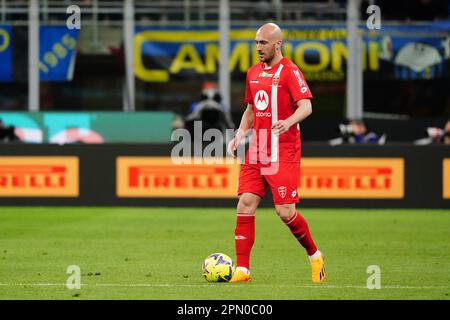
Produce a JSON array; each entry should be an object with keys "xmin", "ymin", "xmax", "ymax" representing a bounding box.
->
[
  {"xmin": 259, "ymin": 71, "xmax": 273, "ymax": 78},
  {"xmin": 278, "ymin": 186, "xmax": 287, "ymax": 199},
  {"xmin": 272, "ymin": 77, "xmax": 279, "ymax": 86},
  {"xmin": 254, "ymin": 90, "xmax": 269, "ymax": 111}
]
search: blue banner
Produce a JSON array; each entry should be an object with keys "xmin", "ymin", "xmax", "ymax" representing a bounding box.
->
[
  {"xmin": 39, "ymin": 27, "xmax": 79, "ymax": 81},
  {"xmin": 0, "ymin": 25, "xmax": 12, "ymax": 82},
  {"xmin": 0, "ymin": 26, "xmax": 79, "ymax": 82},
  {"xmin": 373, "ymin": 21, "xmax": 450, "ymax": 80}
]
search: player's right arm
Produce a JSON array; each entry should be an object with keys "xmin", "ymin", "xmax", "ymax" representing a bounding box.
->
[{"xmin": 227, "ymin": 104, "xmax": 253, "ymax": 156}]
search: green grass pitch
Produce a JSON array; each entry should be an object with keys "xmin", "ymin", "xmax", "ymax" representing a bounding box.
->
[{"xmin": 0, "ymin": 207, "xmax": 449, "ymax": 300}]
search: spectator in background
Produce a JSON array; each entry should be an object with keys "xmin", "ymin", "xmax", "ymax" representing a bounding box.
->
[
  {"xmin": 444, "ymin": 120, "xmax": 450, "ymax": 145},
  {"xmin": 329, "ymin": 119, "xmax": 387, "ymax": 145},
  {"xmin": 415, "ymin": 119, "xmax": 450, "ymax": 145},
  {"xmin": 0, "ymin": 118, "xmax": 20, "ymax": 143},
  {"xmin": 184, "ymin": 82, "xmax": 235, "ymax": 141}
]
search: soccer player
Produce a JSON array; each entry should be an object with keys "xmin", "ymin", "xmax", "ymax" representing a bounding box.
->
[{"xmin": 227, "ymin": 23, "xmax": 326, "ymax": 283}]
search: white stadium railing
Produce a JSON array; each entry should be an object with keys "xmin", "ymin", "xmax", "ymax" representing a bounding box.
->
[{"xmin": 0, "ymin": 0, "xmax": 347, "ymax": 26}]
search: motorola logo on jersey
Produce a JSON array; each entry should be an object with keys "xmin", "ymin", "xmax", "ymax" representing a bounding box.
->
[
  {"xmin": 256, "ymin": 111, "xmax": 271, "ymax": 117},
  {"xmin": 254, "ymin": 90, "xmax": 269, "ymax": 111}
]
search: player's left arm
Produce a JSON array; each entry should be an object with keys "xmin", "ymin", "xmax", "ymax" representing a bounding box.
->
[
  {"xmin": 272, "ymin": 67, "xmax": 313, "ymax": 136},
  {"xmin": 272, "ymin": 99, "xmax": 312, "ymax": 135}
]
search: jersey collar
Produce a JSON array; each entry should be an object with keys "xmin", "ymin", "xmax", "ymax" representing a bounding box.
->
[{"xmin": 261, "ymin": 57, "xmax": 287, "ymax": 71}]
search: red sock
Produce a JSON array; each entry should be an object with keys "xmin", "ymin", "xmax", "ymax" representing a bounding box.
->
[
  {"xmin": 284, "ymin": 211, "xmax": 317, "ymax": 256},
  {"xmin": 234, "ymin": 213, "xmax": 255, "ymax": 269}
]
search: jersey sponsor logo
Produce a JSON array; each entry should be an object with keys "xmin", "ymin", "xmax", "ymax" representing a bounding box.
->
[
  {"xmin": 293, "ymin": 69, "xmax": 308, "ymax": 94},
  {"xmin": 254, "ymin": 90, "xmax": 269, "ymax": 111},
  {"xmin": 0, "ymin": 157, "xmax": 79, "ymax": 197},
  {"xmin": 117, "ymin": 157, "xmax": 240, "ymax": 198},
  {"xmin": 255, "ymin": 111, "xmax": 271, "ymax": 117},
  {"xmin": 293, "ymin": 70, "xmax": 304, "ymax": 84},
  {"xmin": 258, "ymin": 71, "xmax": 273, "ymax": 78},
  {"xmin": 298, "ymin": 158, "xmax": 404, "ymax": 198},
  {"xmin": 250, "ymin": 80, "xmax": 259, "ymax": 84},
  {"xmin": 278, "ymin": 186, "xmax": 287, "ymax": 198}
]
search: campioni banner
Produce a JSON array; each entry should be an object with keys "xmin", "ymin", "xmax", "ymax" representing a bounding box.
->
[
  {"xmin": 443, "ymin": 159, "xmax": 450, "ymax": 199},
  {"xmin": 0, "ymin": 25, "xmax": 12, "ymax": 81},
  {"xmin": 116, "ymin": 157, "xmax": 240, "ymax": 198},
  {"xmin": 135, "ymin": 22, "xmax": 450, "ymax": 82},
  {"xmin": 0, "ymin": 157, "xmax": 79, "ymax": 197},
  {"xmin": 298, "ymin": 158, "xmax": 404, "ymax": 199}
]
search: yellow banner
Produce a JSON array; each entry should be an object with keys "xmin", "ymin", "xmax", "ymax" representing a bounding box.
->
[
  {"xmin": 299, "ymin": 158, "xmax": 404, "ymax": 199},
  {"xmin": 134, "ymin": 28, "xmax": 379, "ymax": 82},
  {"xmin": 0, "ymin": 157, "xmax": 79, "ymax": 197},
  {"xmin": 443, "ymin": 159, "xmax": 450, "ymax": 199},
  {"xmin": 117, "ymin": 157, "xmax": 240, "ymax": 198}
]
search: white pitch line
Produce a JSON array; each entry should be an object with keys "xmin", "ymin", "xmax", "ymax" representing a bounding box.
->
[
  {"xmin": 0, "ymin": 283, "xmax": 73, "ymax": 287},
  {"xmin": 0, "ymin": 283, "xmax": 448, "ymax": 290}
]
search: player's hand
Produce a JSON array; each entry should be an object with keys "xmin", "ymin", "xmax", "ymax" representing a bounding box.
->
[
  {"xmin": 227, "ymin": 130, "xmax": 244, "ymax": 157},
  {"xmin": 227, "ymin": 138, "xmax": 237, "ymax": 157},
  {"xmin": 272, "ymin": 120, "xmax": 291, "ymax": 136}
]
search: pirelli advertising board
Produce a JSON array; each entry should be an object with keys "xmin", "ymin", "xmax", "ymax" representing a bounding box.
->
[
  {"xmin": 0, "ymin": 157, "xmax": 79, "ymax": 197},
  {"xmin": 443, "ymin": 159, "xmax": 450, "ymax": 200},
  {"xmin": 117, "ymin": 157, "xmax": 240, "ymax": 198},
  {"xmin": 116, "ymin": 157, "xmax": 404, "ymax": 199},
  {"xmin": 299, "ymin": 158, "xmax": 404, "ymax": 199},
  {"xmin": 0, "ymin": 145, "xmax": 448, "ymax": 207}
]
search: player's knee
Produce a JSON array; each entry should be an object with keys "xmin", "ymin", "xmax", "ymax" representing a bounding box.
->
[
  {"xmin": 237, "ymin": 195, "xmax": 258, "ymax": 213},
  {"xmin": 275, "ymin": 204, "xmax": 295, "ymax": 222}
]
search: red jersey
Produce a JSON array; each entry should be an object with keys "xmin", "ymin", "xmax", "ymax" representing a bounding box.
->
[{"xmin": 244, "ymin": 57, "xmax": 313, "ymax": 163}]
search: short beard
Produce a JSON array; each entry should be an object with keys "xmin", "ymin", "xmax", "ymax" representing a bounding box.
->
[{"xmin": 262, "ymin": 47, "xmax": 276, "ymax": 64}]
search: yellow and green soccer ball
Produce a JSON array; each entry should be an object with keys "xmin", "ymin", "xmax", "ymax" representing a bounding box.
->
[{"xmin": 202, "ymin": 253, "xmax": 235, "ymax": 282}]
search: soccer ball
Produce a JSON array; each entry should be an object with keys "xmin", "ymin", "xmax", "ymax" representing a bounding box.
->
[{"xmin": 202, "ymin": 253, "xmax": 235, "ymax": 282}]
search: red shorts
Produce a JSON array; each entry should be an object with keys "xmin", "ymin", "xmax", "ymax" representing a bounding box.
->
[{"xmin": 237, "ymin": 161, "xmax": 300, "ymax": 205}]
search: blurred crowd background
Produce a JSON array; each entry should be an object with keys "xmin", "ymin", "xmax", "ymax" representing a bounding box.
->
[{"xmin": 0, "ymin": 0, "xmax": 449, "ymax": 144}]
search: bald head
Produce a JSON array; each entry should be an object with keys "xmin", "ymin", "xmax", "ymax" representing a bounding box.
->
[
  {"xmin": 256, "ymin": 23, "xmax": 283, "ymax": 42},
  {"xmin": 255, "ymin": 23, "xmax": 283, "ymax": 67}
]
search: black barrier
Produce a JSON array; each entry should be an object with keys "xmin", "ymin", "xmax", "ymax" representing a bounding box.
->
[{"xmin": 0, "ymin": 143, "xmax": 449, "ymax": 208}]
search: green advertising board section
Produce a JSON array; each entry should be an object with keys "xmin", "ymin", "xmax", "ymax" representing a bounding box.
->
[{"xmin": 0, "ymin": 111, "xmax": 175, "ymax": 143}]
